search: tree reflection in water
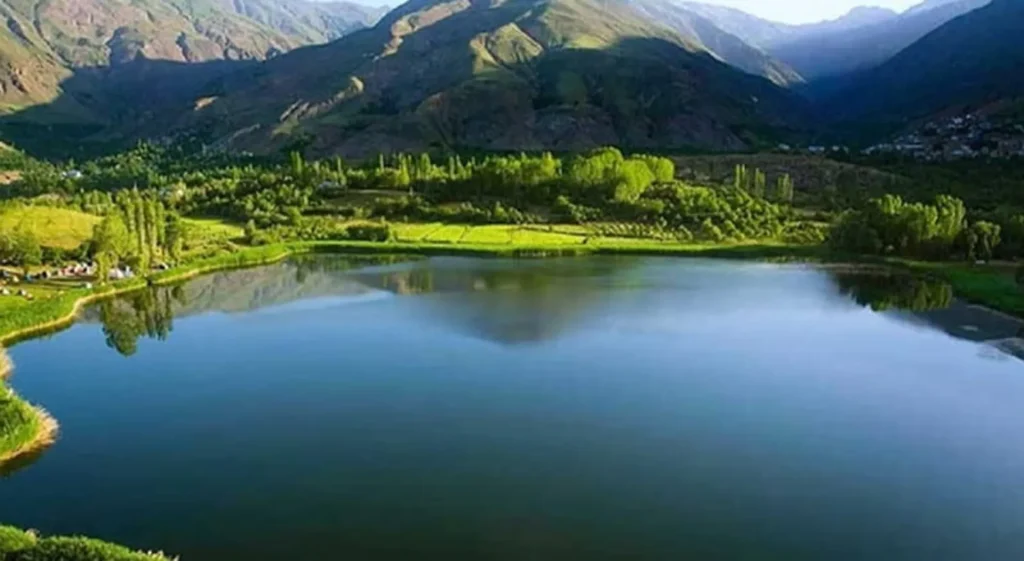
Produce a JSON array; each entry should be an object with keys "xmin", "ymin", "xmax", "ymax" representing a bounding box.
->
[{"xmin": 833, "ymin": 272, "xmax": 954, "ymax": 312}]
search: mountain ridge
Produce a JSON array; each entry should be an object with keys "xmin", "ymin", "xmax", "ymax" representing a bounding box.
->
[
  {"xmin": 182, "ymin": 0, "xmax": 810, "ymax": 157},
  {"xmin": 824, "ymin": 0, "xmax": 1024, "ymax": 125},
  {"xmin": 0, "ymin": 0, "xmax": 385, "ymax": 115}
]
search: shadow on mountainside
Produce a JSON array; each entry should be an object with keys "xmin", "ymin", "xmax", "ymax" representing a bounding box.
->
[
  {"xmin": 0, "ymin": 31, "xmax": 813, "ymax": 160},
  {"xmin": 0, "ymin": 56, "xmax": 257, "ymax": 159},
  {"xmin": 193, "ymin": 32, "xmax": 812, "ymax": 159}
]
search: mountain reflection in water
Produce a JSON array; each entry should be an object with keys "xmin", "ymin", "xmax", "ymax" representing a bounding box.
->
[{"xmin": 81, "ymin": 255, "xmax": 1024, "ymax": 360}]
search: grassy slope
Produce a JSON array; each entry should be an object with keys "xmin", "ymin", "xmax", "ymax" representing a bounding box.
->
[{"xmin": 0, "ymin": 205, "xmax": 101, "ymax": 249}]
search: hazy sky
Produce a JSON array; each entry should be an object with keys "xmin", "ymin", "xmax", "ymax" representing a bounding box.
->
[
  {"xmin": 333, "ymin": 0, "xmax": 930, "ymax": 25},
  {"xmin": 684, "ymin": 0, "xmax": 923, "ymax": 24}
]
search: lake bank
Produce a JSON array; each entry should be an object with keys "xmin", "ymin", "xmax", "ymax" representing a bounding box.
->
[
  {"xmin": 1, "ymin": 240, "xmax": 821, "ymax": 347},
  {"xmin": 0, "ymin": 239, "xmax": 1019, "ymax": 469},
  {"xmin": 5, "ymin": 256, "xmax": 1024, "ymax": 560},
  {"xmin": 2, "ymin": 239, "xmax": 1021, "ymax": 347},
  {"xmin": 0, "ymin": 348, "xmax": 58, "ymax": 466}
]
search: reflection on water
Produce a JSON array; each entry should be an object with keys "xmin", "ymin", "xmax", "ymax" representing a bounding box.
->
[
  {"xmin": 6, "ymin": 256, "xmax": 1024, "ymax": 561},
  {"xmin": 87, "ymin": 257, "xmax": 1024, "ymax": 357},
  {"xmin": 832, "ymin": 270, "xmax": 1024, "ymax": 355},
  {"xmin": 834, "ymin": 272, "xmax": 954, "ymax": 312}
]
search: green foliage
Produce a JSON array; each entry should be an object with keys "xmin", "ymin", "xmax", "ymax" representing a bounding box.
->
[
  {"xmin": 0, "ymin": 228, "xmax": 43, "ymax": 275},
  {"xmin": 0, "ymin": 526, "xmax": 37, "ymax": 556},
  {"xmin": 613, "ymin": 160, "xmax": 656, "ymax": 203},
  {"xmin": 345, "ymin": 223, "xmax": 392, "ymax": 242},
  {"xmin": 1, "ymin": 534, "xmax": 171, "ymax": 561},
  {"xmin": 961, "ymin": 221, "xmax": 1002, "ymax": 262},
  {"xmin": 0, "ymin": 384, "xmax": 42, "ymax": 462},
  {"xmin": 829, "ymin": 194, "xmax": 972, "ymax": 259}
]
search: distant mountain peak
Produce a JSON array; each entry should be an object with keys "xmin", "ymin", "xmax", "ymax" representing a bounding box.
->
[{"xmin": 842, "ymin": 5, "xmax": 899, "ymax": 22}]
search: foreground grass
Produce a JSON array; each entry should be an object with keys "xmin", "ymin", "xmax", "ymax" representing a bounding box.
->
[{"xmin": 0, "ymin": 525, "xmax": 173, "ymax": 561}]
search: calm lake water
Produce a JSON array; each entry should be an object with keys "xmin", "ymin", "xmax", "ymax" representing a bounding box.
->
[{"xmin": 3, "ymin": 256, "xmax": 1024, "ymax": 561}]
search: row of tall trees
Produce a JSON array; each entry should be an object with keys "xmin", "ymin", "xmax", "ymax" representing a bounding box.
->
[
  {"xmin": 91, "ymin": 190, "xmax": 184, "ymax": 283},
  {"xmin": 732, "ymin": 165, "xmax": 794, "ymax": 203}
]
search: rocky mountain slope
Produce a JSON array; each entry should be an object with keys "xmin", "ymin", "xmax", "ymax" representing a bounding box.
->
[
  {"xmin": 184, "ymin": 0, "xmax": 810, "ymax": 157},
  {"xmin": 625, "ymin": 0, "xmax": 802, "ymax": 86},
  {"xmin": 0, "ymin": 0, "xmax": 384, "ymax": 114}
]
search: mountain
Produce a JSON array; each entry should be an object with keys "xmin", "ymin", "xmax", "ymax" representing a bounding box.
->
[
  {"xmin": 673, "ymin": 2, "xmax": 793, "ymax": 49},
  {"xmin": 181, "ymin": 0, "xmax": 809, "ymax": 158},
  {"xmin": 678, "ymin": 3, "xmax": 897, "ymax": 52},
  {"xmin": 825, "ymin": 0, "xmax": 1024, "ymax": 124},
  {"xmin": 767, "ymin": 0, "xmax": 989, "ymax": 82},
  {"xmin": 626, "ymin": 0, "xmax": 802, "ymax": 86},
  {"xmin": 0, "ymin": 0, "xmax": 384, "ymax": 114}
]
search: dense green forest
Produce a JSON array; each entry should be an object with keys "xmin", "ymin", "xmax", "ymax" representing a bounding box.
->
[{"xmin": 1, "ymin": 144, "xmax": 1023, "ymax": 277}]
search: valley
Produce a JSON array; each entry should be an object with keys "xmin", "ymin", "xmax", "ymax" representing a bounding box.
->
[{"xmin": 1, "ymin": 0, "xmax": 1023, "ymax": 559}]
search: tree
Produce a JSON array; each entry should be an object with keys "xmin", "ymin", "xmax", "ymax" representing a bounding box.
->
[
  {"xmin": 290, "ymin": 151, "xmax": 305, "ymax": 180},
  {"xmin": 775, "ymin": 174, "xmax": 794, "ymax": 204},
  {"xmin": 971, "ymin": 221, "xmax": 1001, "ymax": 262},
  {"xmin": 92, "ymin": 215, "xmax": 133, "ymax": 284},
  {"xmin": 163, "ymin": 214, "xmax": 185, "ymax": 263},
  {"xmin": 753, "ymin": 169, "xmax": 767, "ymax": 199},
  {"xmin": 734, "ymin": 164, "xmax": 748, "ymax": 191},
  {"xmin": 613, "ymin": 159, "xmax": 656, "ymax": 203},
  {"xmin": 11, "ymin": 228, "xmax": 41, "ymax": 275},
  {"xmin": 244, "ymin": 219, "xmax": 258, "ymax": 244},
  {"xmin": 0, "ymin": 230, "xmax": 13, "ymax": 263}
]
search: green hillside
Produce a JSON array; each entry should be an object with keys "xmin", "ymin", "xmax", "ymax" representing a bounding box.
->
[
  {"xmin": 187, "ymin": 0, "xmax": 809, "ymax": 157},
  {"xmin": 0, "ymin": 205, "xmax": 100, "ymax": 249}
]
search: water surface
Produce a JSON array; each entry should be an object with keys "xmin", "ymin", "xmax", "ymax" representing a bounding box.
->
[{"xmin": 2, "ymin": 256, "xmax": 1024, "ymax": 561}]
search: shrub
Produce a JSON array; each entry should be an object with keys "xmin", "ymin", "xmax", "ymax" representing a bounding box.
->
[
  {"xmin": 345, "ymin": 223, "xmax": 391, "ymax": 242},
  {"xmin": 0, "ymin": 526, "xmax": 37, "ymax": 557}
]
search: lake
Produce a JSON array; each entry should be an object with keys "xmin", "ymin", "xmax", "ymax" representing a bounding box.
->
[{"xmin": 3, "ymin": 255, "xmax": 1024, "ymax": 561}]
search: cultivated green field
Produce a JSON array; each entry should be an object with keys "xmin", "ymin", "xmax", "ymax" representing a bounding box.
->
[{"xmin": 392, "ymin": 222, "xmax": 445, "ymax": 242}]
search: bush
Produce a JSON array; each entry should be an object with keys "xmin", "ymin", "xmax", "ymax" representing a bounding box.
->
[
  {"xmin": 345, "ymin": 223, "xmax": 391, "ymax": 242},
  {"xmin": 0, "ymin": 526, "xmax": 37, "ymax": 557}
]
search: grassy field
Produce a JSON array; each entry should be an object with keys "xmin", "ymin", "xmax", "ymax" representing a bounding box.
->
[
  {"xmin": 423, "ymin": 224, "xmax": 470, "ymax": 244},
  {"xmin": 0, "ymin": 205, "xmax": 100, "ymax": 249},
  {"xmin": 393, "ymin": 223, "xmax": 597, "ymax": 246},
  {"xmin": 908, "ymin": 261, "xmax": 1024, "ymax": 317},
  {"xmin": 182, "ymin": 217, "xmax": 244, "ymax": 240},
  {"xmin": 392, "ymin": 222, "xmax": 445, "ymax": 242}
]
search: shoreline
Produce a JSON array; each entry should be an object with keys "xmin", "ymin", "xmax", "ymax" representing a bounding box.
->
[
  {"xmin": 0, "ymin": 405, "xmax": 58, "ymax": 465},
  {"xmin": 0, "ymin": 239, "xmax": 1020, "ymax": 468},
  {"xmin": 2, "ymin": 240, "xmax": 1020, "ymax": 348},
  {"xmin": 1, "ymin": 348, "xmax": 60, "ymax": 466}
]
